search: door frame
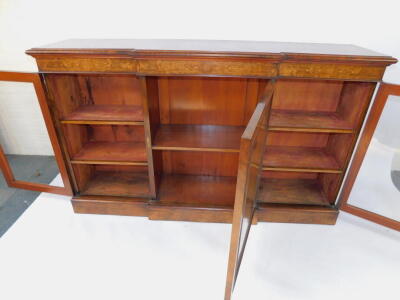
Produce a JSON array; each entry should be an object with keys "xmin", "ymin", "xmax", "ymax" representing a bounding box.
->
[
  {"xmin": 225, "ymin": 81, "xmax": 274, "ymax": 300},
  {"xmin": 0, "ymin": 71, "xmax": 72, "ymax": 196},
  {"xmin": 337, "ymin": 82, "xmax": 400, "ymax": 231}
]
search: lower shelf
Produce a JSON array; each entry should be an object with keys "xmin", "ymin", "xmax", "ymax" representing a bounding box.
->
[
  {"xmin": 80, "ymin": 171, "xmax": 150, "ymax": 197},
  {"xmin": 148, "ymin": 174, "xmax": 236, "ymax": 223},
  {"xmin": 156, "ymin": 174, "xmax": 236, "ymax": 207},
  {"xmin": 257, "ymin": 178, "xmax": 330, "ymax": 206},
  {"xmin": 256, "ymin": 203, "xmax": 338, "ymax": 225}
]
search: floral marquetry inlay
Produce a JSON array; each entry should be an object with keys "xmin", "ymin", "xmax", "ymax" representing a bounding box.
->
[
  {"xmin": 279, "ymin": 63, "xmax": 385, "ymax": 80},
  {"xmin": 36, "ymin": 57, "xmax": 138, "ymax": 72},
  {"xmin": 137, "ymin": 59, "xmax": 278, "ymax": 77}
]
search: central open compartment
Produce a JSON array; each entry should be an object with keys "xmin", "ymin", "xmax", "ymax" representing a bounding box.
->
[{"xmin": 148, "ymin": 76, "xmax": 269, "ymax": 208}]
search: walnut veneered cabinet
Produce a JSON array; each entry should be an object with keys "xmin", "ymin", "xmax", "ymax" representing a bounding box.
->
[{"xmin": 0, "ymin": 39, "xmax": 399, "ymax": 300}]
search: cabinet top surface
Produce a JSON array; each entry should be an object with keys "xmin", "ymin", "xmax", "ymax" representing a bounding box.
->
[{"xmin": 27, "ymin": 39, "xmax": 396, "ymax": 63}]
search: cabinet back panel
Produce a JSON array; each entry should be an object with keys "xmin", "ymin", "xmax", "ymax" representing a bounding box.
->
[
  {"xmin": 160, "ymin": 151, "xmax": 239, "ymax": 177},
  {"xmin": 45, "ymin": 74, "xmax": 143, "ymax": 118},
  {"xmin": 63, "ymin": 124, "xmax": 145, "ymax": 157},
  {"xmin": 87, "ymin": 125, "xmax": 145, "ymax": 142},
  {"xmin": 158, "ymin": 77, "xmax": 266, "ymax": 126},
  {"xmin": 319, "ymin": 173, "xmax": 342, "ymax": 204},
  {"xmin": 262, "ymin": 171, "xmax": 317, "ymax": 179},
  {"xmin": 73, "ymin": 164, "xmax": 149, "ymax": 197},
  {"xmin": 337, "ymin": 81, "xmax": 376, "ymax": 126},
  {"xmin": 94, "ymin": 165, "xmax": 148, "ymax": 172},
  {"xmin": 266, "ymin": 131, "xmax": 329, "ymax": 147},
  {"xmin": 272, "ymin": 79, "xmax": 343, "ymax": 112}
]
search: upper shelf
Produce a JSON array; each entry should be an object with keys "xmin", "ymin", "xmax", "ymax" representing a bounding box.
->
[
  {"xmin": 61, "ymin": 105, "xmax": 144, "ymax": 125},
  {"xmin": 152, "ymin": 125, "xmax": 245, "ymax": 152},
  {"xmin": 269, "ymin": 110, "xmax": 354, "ymax": 133}
]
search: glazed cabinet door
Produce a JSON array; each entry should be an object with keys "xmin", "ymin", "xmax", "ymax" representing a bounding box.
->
[
  {"xmin": 338, "ymin": 82, "xmax": 400, "ymax": 231},
  {"xmin": 0, "ymin": 71, "xmax": 72, "ymax": 195},
  {"xmin": 225, "ymin": 81, "xmax": 274, "ymax": 300}
]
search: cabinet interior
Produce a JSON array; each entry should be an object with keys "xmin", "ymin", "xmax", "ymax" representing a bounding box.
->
[
  {"xmin": 45, "ymin": 74, "xmax": 375, "ymax": 207},
  {"xmin": 259, "ymin": 79, "xmax": 375, "ymax": 207},
  {"xmin": 149, "ymin": 77, "xmax": 269, "ymax": 208},
  {"xmin": 46, "ymin": 74, "xmax": 144, "ymax": 122}
]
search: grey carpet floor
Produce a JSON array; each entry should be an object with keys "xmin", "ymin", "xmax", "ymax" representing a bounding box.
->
[{"xmin": 0, "ymin": 155, "xmax": 58, "ymax": 237}]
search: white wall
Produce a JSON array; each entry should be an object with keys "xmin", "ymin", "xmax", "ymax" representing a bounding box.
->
[{"xmin": 1, "ymin": 0, "xmax": 399, "ymax": 155}]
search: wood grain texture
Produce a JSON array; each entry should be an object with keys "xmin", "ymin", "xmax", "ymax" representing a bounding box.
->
[
  {"xmin": 272, "ymin": 79, "xmax": 343, "ymax": 112},
  {"xmin": 257, "ymin": 177, "xmax": 330, "ymax": 206},
  {"xmin": 28, "ymin": 40, "xmax": 396, "ymax": 78},
  {"xmin": 72, "ymin": 195, "xmax": 148, "ymax": 217},
  {"xmin": 269, "ymin": 110, "xmax": 353, "ymax": 132},
  {"xmin": 266, "ymin": 131, "xmax": 329, "ymax": 147},
  {"xmin": 257, "ymin": 203, "xmax": 338, "ymax": 225},
  {"xmin": 153, "ymin": 125, "xmax": 244, "ymax": 152},
  {"xmin": 138, "ymin": 59, "xmax": 277, "ymax": 77},
  {"xmin": 148, "ymin": 174, "xmax": 235, "ymax": 222},
  {"xmin": 72, "ymin": 141, "xmax": 147, "ymax": 163},
  {"xmin": 279, "ymin": 63, "xmax": 386, "ymax": 80},
  {"xmin": 63, "ymin": 105, "xmax": 144, "ymax": 122},
  {"xmin": 264, "ymin": 131, "xmax": 353, "ymax": 172},
  {"xmin": 72, "ymin": 197, "xmax": 339, "ymax": 225},
  {"xmin": 72, "ymin": 196, "xmax": 339, "ymax": 225},
  {"xmin": 139, "ymin": 77, "xmax": 158, "ymax": 198},
  {"xmin": 264, "ymin": 146, "xmax": 341, "ymax": 172},
  {"xmin": 155, "ymin": 174, "xmax": 236, "ymax": 207},
  {"xmin": 160, "ymin": 151, "xmax": 239, "ymax": 177},
  {"xmin": 27, "ymin": 39, "xmax": 397, "ymax": 63},
  {"xmin": 148, "ymin": 205, "xmax": 233, "ymax": 223},
  {"xmin": 62, "ymin": 124, "xmax": 145, "ymax": 161},
  {"xmin": 80, "ymin": 170, "xmax": 150, "ymax": 197},
  {"xmin": 35, "ymin": 56, "xmax": 138, "ymax": 72},
  {"xmin": 225, "ymin": 81, "xmax": 273, "ymax": 300},
  {"xmin": 157, "ymin": 77, "xmax": 262, "ymax": 126}
]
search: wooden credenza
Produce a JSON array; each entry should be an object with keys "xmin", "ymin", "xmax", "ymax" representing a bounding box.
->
[{"xmin": 0, "ymin": 39, "xmax": 398, "ymax": 299}]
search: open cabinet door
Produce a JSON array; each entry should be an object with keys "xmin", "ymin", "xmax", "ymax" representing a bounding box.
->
[
  {"xmin": 225, "ymin": 81, "xmax": 274, "ymax": 300},
  {"xmin": 338, "ymin": 82, "xmax": 400, "ymax": 231},
  {"xmin": 0, "ymin": 71, "xmax": 72, "ymax": 195}
]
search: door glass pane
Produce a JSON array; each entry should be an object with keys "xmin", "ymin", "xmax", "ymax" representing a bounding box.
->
[
  {"xmin": 0, "ymin": 81, "xmax": 64, "ymax": 187},
  {"xmin": 348, "ymin": 95, "xmax": 400, "ymax": 221}
]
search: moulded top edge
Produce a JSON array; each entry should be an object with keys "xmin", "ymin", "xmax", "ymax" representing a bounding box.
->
[{"xmin": 25, "ymin": 39, "xmax": 397, "ymax": 65}]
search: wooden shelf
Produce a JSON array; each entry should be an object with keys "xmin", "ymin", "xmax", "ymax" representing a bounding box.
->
[
  {"xmin": 62, "ymin": 105, "xmax": 144, "ymax": 124},
  {"xmin": 257, "ymin": 178, "xmax": 330, "ymax": 206},
  {"xmin": 269, "ymin": 110, "xmax": 353, "ymax": 133},
  {"xmin": 71, "ymin": 142, "xmax": 147, "ymax": 165},
  {"xmin": 81, "ymin": 171, "xmax": 150, "ymax": 197},
  {"xmin": 153, "ymin": 125, "xmax": 245, "ymax": 152},
  {"xmin": 263, "ymin": 146, "xmax": 342, "ymax": 173},
  {"xmin": 156, "ymin": 174, "xmax": 236, "ymax": 207}
]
